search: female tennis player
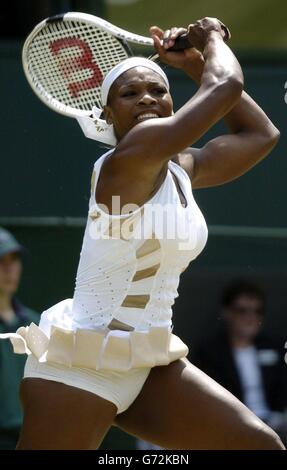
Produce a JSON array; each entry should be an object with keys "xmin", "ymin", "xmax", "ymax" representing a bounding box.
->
[{"xmin": 7, "ymin": 18, "xmax": 285, "ymax": 449}]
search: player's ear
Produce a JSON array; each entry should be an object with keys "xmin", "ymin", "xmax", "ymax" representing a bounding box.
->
[{"xmin": 103, "ymin": 105, "xmax": 113, "ymax": 125}]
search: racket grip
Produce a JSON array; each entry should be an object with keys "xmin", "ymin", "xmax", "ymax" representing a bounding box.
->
[
  {"xmin": 169, "ymin": 34, "xmax": 193, "ymax": 51},
  {"xmin": 169, "ymin": 24, "xmax": 230, "ymax": 51}
]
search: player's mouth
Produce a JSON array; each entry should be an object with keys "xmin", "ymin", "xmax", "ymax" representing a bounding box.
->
[{"xmin": 136, "ymin": 113, "xmax": 160, "ymax": 122}]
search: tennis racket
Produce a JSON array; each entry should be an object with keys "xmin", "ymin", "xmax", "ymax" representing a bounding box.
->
[{"xmin": 22, "ymin": 12, "xmax": 192, "ymax": 118}]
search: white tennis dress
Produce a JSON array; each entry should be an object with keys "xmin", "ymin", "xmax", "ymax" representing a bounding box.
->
[
  {"xmin": 3, "ymin": 151, "xmax": 207, "ymax": 363},
  {"xmin": 1, "ymin": 149, "xmax": 208, "ymax": 412}
]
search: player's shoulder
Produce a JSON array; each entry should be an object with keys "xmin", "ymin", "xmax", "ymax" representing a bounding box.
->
[{"xmin": 94, "ymin": 148, "xmax": 114, "ymax": 168}]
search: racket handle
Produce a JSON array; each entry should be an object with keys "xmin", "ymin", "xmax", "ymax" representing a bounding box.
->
[
  {"xmin": 168, "ymin": 24, "xmax": 230, "ymax": 51},
  {"xmin": 169, "ymin": 34, "xmax": 193, "ymax": 51}
]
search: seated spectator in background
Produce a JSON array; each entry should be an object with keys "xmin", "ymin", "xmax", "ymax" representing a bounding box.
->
[
  {"xmin": 0, "ymin": 228, "xmax": 39, "ymax": 449},
  {"xmin": 191, "ymin": 279, "xmax": 287, "ymax": 443}
]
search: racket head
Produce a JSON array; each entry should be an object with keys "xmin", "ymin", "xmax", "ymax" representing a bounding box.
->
[{"xmin": 22, "ymin": 12, "xmax": 143, "ymax": 117}]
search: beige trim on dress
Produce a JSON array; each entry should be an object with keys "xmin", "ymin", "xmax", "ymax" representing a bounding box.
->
[{"xmin": 1, "ymin": 323, "xmax": 189, "ymax": 372}]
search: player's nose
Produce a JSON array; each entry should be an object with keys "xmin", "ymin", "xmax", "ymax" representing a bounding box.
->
[{"xmin": 138, "ymin": 93, "xmax": 157, "ymax": 105}]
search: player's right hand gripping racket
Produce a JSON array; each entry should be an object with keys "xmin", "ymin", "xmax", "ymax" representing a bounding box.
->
[{"xmin": 22, "ymin": 12, "xmax": 192, "ymax": 118}]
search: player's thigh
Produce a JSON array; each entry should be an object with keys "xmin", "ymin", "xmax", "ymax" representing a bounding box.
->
[
  {"xmin": 115, "ymin": 358, "xmax": 284, "ymax": 450},
  {"xmin": 17, "ymin": 378, "xmax": 117, "ymax": 450}
]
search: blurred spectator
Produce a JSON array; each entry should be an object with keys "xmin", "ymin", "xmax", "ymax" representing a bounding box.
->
[
  {"xmin": 191, "ymin": 279, "xmax": 287, "ymax": 444},
  {"xmin": 0, "ymin": 228, "xmax": 39, "ymax": 449}
]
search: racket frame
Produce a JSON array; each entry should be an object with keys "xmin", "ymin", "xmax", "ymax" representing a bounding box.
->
[{"xmin": 22, "ymin": 12, "xmax": 155, "ymax": 118}]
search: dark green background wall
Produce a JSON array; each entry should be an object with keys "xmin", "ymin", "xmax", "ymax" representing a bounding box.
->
[
  {"xmin": 1, "ymin": 43, "xmax": 286, "ymax": 225},
  {"xmin": 1, "ymin": 41, "xmax": 287, "ymax": 449},
  {"xmin": 1, "ymin": 40, "xmax": 287, "ymax": 337}
]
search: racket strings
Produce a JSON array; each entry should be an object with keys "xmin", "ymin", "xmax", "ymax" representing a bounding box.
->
[{"xmin": 26, "ymin": 20, "xmax": 130, "ymax": 112}]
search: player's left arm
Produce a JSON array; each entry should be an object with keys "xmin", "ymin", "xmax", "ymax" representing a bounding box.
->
[
  {"xmin": 153, "ymin": 23, "xmax": 280, "ymax": 189},
  {"xmin": 180, "ymin": 90, "xmax": 280, "ymax": 189}
]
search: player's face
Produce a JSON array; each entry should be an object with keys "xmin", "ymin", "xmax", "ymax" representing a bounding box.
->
[
  {"xmin": 104, "ymin": 67, "xmax": 173, "ymax": 141},
  {"xmin": 0, "ymin": 252, "xmax": 22, "ymax": 296}
]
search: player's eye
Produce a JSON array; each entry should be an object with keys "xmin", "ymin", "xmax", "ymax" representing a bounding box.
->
[
  {"xmin": 153, "ymin": 87, "xmax": 166, "ymax": 94},
  {"xmin": 121, "ymin": 90, "xmax": 137, "ymax": 97}
]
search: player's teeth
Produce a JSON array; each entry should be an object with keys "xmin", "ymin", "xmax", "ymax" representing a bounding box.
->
[{"xmin": 137, "ymin": 114, "xmax": 158, "ymax": 120}]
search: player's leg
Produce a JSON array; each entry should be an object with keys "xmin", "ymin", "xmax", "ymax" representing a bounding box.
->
[
  {"xmin": 17, "ymin": 378, "xmax": 117, "ymax": 450},
  {"xmin": 114, "ymin": 358, "xmax": 285, "ymax": 450}
]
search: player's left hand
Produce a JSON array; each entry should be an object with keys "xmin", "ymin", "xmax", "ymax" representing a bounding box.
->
[{"xmin": 150, "ymin": 25, "xmax": 205, "ymax": 82}]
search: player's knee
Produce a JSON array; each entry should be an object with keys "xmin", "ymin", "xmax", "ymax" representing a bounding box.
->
[
  {"xmin": 253, "ymin": 424, "xmax": 285, "ymax": 450},
  {"xmin": 262, "ymin": 429, "xmax": 285, "ymax": 450}
]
